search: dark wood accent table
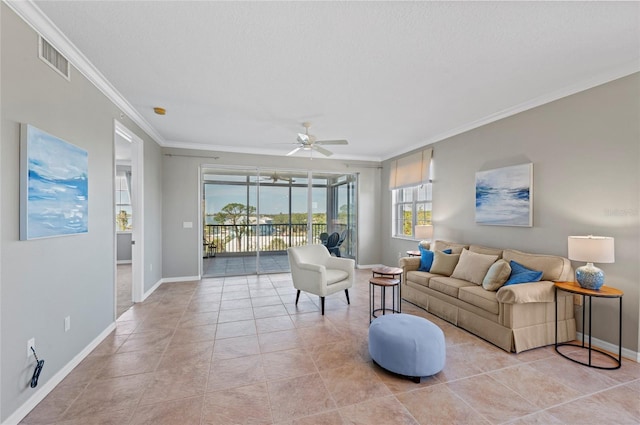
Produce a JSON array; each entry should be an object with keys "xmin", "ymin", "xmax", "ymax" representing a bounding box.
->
[{"xmin": 554, "ymin": 281, "xmax": 623, "ymax": 370}]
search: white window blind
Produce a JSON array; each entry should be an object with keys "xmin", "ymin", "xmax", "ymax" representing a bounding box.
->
[{"xmin": 389, "ymin": 148, "xmax": 432, "ymax": 190}]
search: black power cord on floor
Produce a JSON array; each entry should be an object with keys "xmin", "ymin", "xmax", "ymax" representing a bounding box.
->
[{"xmin": 30, "ymin": 347, "xmax": 44, "ymax": 388}]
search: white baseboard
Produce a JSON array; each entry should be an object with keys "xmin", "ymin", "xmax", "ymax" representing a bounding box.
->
[
  {"xmin": 161, "ymin": 276, "xmax": 200, "ymax": 284},
  {"xmin": 141, "ymin": 278, "xmax": 163, "ymax": 302},
  {"xmin": 357, "ymin": 263, "xmax": 385, "ymax": 269},
  {"xmin": 116, "ymin": 260, "xmax": 132, "ymax": 265},
  {"xmin": 2, "ymin": 323, "xmax": 116, "ymax": 425},
  {"xmin": 575, "ymin": 332, "xmax": 640, "ymax": 362}
]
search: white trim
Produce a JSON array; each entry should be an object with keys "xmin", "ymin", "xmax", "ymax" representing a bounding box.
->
[
  {"xmin": 141, "ymin": 278, "xmax": 163, "ymax": 302},
  {"xmin": 357, "ymin": 263, "xmax": 386, "ymax": 269},
  {"xmin": 5, "ymin": 1, "xmax": 638, "ymax": 163},
  {"xmin": 2, "ymin": 323, "xmax": 116, "ymax": 425},
  {"xmin": 383, "ymin": 61, "xmax": 640, "ymax": 161},
  {"xmin": 116, "ymin": 260, "xmax": 132, "ymax": 265},
  {"xmin": 165, "ymin": 139, "xmax": 380, "ymax": 162},
  {"xmin": 575, "ymin": 332, "xmax": 640, "ymax": 363},
  {"xmin": 4, "ymin": 0, "xmax": 165, "ymax": 147},
  {"xmin": 162, "ymin": 276, "xmax": 201, "ymax": 284}
]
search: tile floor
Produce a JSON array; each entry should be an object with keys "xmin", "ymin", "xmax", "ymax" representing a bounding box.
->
[{"xmin": 20, "ymin": 269, "xmax": 640, "ymax": 424}]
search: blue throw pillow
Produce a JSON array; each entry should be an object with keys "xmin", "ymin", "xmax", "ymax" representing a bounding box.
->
[
  {"xmin": 418, "ymin": 246, "xmax": 451, "ymax": 272},
  {"xmin": 504, "ymin": 260, "xmax": 543, "ymax": 285},
  {"xmin": 418, "ymin": 246, "xmax": 434, "ymax": 272}
]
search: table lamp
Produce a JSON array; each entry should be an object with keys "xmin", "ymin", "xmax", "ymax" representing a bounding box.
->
[
  {"xmin": 415, "ymin": 224, "xmax": 433, "ymax": 242},
  {"xmin": 567, "ymin": 235, "xmax": 615, "ymax": 290}
]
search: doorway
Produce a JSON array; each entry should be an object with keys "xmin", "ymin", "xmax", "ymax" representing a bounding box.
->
[
  {"xmin": 114, "ymin": 121, "xmax": 144, "ymax": 318},
  {"xmin": 201, "ymin": 167, "xmax": 357, "ymax": 278}
]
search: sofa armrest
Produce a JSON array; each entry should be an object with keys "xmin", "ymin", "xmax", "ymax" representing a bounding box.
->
[
  {"xmin": 496, "ymin": 281, "xmax": 555, "ymax": 304},
  {"xmin": 399, "ymin": 256, "xmax": 420, "ymax": 272},
  {"xmin": 399, "ymin": 257, "xmax": 420, "ymax": 287}
]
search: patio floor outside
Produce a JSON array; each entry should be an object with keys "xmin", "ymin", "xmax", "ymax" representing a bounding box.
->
[{"xmin": 203, "ymin": 253, "xmax": 291, "ymax": 277}]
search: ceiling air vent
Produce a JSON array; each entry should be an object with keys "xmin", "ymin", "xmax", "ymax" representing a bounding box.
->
[{"xmin": 39, "ymin": 36, "xmax": 70, "ymax": 81}]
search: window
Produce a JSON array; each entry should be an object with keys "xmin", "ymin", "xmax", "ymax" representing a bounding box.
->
[
  {"xmin": 393, "ymin": 183, "xmax": 432, "ymax": 238},
  {"xmin": 115, "ymin": 172, "xmax": 132, "ymax": 231}
]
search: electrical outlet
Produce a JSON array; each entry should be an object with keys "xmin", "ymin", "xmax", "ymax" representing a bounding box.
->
[
  {"xmin": 27, "ymin": 338, "xmax": 35, "ymax": 359},
  {"xmin": 149, "ymin": 263, "xmax": 153, "ymax": 271},
  {"xmin": 64, "ymin": 316, "xmax": 71, "ymax": 332},
  {"xmin": 573, "ymin": 294, "xmax": 583, "ymax": 306}
]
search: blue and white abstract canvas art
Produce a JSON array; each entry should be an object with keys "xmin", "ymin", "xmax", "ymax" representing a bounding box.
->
[
  {"xmin": 20, "ymin": 124, "xmax": 88, "ymax": 239},
  {"xmin": 475, "ymin": 163, "xmax": 533, "ymax": 227}
]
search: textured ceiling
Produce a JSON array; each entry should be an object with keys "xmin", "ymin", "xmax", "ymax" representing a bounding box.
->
[{"xmin": 32, "ymin": 1, "xmax": 640, "ymax": 161}]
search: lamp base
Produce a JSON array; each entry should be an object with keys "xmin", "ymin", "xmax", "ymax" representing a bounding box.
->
[{"xmin": 575, "ymin": 263, "xmax": 605, "ymax": 290}]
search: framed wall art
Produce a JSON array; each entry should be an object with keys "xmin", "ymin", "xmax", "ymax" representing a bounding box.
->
[
  {"xmin": 20, "ymin": 124, "xmax": 88, "ymax": 240},
  {"xmin": 475, "ymin": 163, "xmax": 533, "ymax": 227}
]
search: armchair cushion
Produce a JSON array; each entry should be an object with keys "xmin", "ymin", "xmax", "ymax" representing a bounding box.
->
[{"xmin": 326, "ymin": 269, "xmax": 349, "ymax": 285}]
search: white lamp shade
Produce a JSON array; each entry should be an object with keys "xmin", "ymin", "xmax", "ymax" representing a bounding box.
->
[
  {"xmin": 567, "ymin": 236, "xmax": 615, "ymax": 263},
  {"xmin": 415, "ymin": 224, "xmax": 433, "ymax": 241}
]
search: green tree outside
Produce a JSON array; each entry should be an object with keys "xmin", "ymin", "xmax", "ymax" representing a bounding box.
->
[{"xmin": 213, "ymin": 203, "xmax": 256, "ymax": 251}]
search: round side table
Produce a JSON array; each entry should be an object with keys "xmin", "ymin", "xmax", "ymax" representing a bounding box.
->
[
  {"xmin": 372, "ymin": 266, "xmax": 403, "ymax": 315},
  {"xmin": 554, "ymin": 281, "xmax": 623, "ymax": 370},
  {"xmin": 369, "ymin": 277, "xmax": 400, "ymax": 323}
]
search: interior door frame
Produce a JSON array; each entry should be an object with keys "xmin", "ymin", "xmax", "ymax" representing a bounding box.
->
[{"xmin": 113, "ymin": 120, "xmax": 144, "ymax": 317}]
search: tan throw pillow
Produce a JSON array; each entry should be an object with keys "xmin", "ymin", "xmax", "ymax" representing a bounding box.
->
[
  {"xmin": 482, "ymin": 259, "xmax": 512, "ymax": 291},
  {"xmin": 430, "ymin": 251, "xmax": 461, "ymax": 276},
  {"xmin": 451, "ymin": 249, "xmax": 499, "ymax": 285}
]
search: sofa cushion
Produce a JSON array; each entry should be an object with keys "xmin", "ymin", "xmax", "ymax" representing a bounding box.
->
[
  {"xmin": 482, "ymin": 259, "xmax": 512, "ymax": 291},
  {"xmin": 406, "ymin": 270, "xmax": 434, "ymax": 288},
  {"xmin": 504, "ymin": 260, "xmax": 543, "ymax": 286},
  {"xmin": 429, "ymin": 276, "xmax": 475, "ymax": 298},
  {"xmin": 430, "ymin": 251, "xmax": 460, "ymax": 276},
  {"xmin": 451, "ymin": 249, "xmax": 499, "ymax": 285},
  {"xmin": 418, "ymin": 241, "xmax": 430, "ymax": 250},
  {"xmin": 433, "ymin": 240, "xmax": 468, "ymax": 254},
  {"xmin": 502, "ymin": 249, "xmax": 572, "ymax": 282},
  {"xmin": 469, "ymin": 244, "xmax": 504, "ymax": 258},
  {"xmin": 458, "ymin": 286, "xmax": 500, "ymax": 315},
  {"xmin": 418, "ymin": 247, "xmax": 452, "ymax": 272}
]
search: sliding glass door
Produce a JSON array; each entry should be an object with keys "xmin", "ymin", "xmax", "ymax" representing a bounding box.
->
[{"xmin": 202, "ymin": 167, "xmax": 357, "ymax": 277}]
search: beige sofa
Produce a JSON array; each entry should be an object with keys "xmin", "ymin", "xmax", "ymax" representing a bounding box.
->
[{"xmin": 399, "ymin": 240, "xmax": 576, "ymax": 353}]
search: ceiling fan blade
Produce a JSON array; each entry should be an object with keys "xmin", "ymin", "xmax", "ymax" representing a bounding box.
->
[
  {"xmin": 313, "ymin": 145, "xmax": 333, "ymax": 157},
  {"xmin": 286, "ymin": 147, "xmax": 302, "ymax": 156},
  {"xmin": 315, "ymin": 139, "xmax": 348, "ymax": 145}
]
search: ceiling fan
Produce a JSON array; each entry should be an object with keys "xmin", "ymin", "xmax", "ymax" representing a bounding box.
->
[
  {"xmin": 260, "ymin": 171, "xmax": 295, "ymax": 183},
  {"xmin": 286, "ymin": 122, "xmax": 348, "ymax": 158}
]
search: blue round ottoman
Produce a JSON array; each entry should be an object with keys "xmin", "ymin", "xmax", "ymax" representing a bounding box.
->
[{"xmin": 368, "ymin": 313, "xmax": 445, "ymax": 382}]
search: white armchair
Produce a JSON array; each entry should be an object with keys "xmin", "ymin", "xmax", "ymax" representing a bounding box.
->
[{"xmin": 287, "ymin": 244, "xmax": 355, "ymax": 315}]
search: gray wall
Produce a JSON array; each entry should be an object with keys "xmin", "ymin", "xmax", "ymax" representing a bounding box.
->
[
  {"xmin": 0, "ymin": 5, "xmax": 163, "ymax": 421},
  {"xmin": 143, "ymin": 138, "xmax": 163, "ymax": 292},
  {"xmin": 382, "ymin": 73, "xmax": 640, "ymax": 354},
  {"xmin": 162, "ymin": 149, "xmax": 382, "ymax": 279}
]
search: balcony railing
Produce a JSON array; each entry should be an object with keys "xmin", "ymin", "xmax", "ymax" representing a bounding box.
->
[{"xmin": 204, "ymin": 223, "xmax": 329, "ymax": 254}]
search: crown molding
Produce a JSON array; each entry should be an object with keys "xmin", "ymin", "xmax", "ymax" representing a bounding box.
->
[
  {"xmin": 4, "ymin": 0, "xmax": 166, "ymax": 146},
  {"xmin": 162, "ymin": 140, "xmax": 382, "ymax": 162},
  {"xmin": 383, "ymin": 61, "xmax": 640, "ymax": 162}
]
